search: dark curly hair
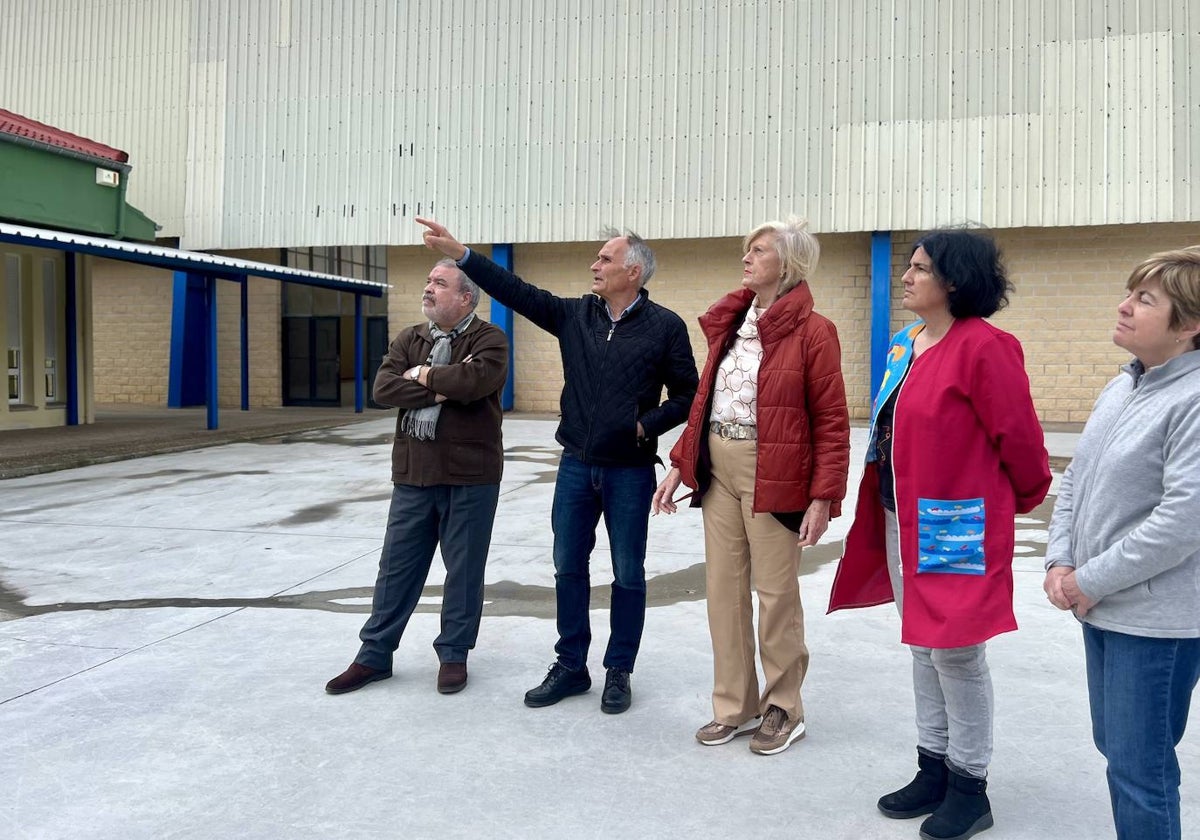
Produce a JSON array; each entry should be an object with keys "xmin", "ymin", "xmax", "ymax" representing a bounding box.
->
[{"xmin": 912, "ymin": 228, "xmax": 1013, "ymax": 319}]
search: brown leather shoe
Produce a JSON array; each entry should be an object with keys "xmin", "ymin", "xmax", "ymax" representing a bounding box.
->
[
  {"xmin": 437, "ymin": 661, "xmax": 468, "ymax": 694},
  {"xmin": 325, "ymin": 662, "xmax": 391, "ymax": 695}
]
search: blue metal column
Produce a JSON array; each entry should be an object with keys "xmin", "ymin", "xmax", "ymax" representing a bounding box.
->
[
  {"xmin": 205, "ymin": 274, "xmax": 219, "ymax": 430},
  {"xmin": 870, "ymin": 231, "xmax": 894, "ymax": 400},
  {"xmin": 353, "ymin": 294, "xmax": 364, "ymax": 413},
  {"xmin": 64, "ymin": 253, "xmax": 79, "ymax": 426},
  {"xmin": 239, "ymin": 277, "xmax": 249, "ymax": 411},
  {"xmin": 489, "ymin": 243, "xmax": 515, "ymax": 410},
  {"xmin": 167, "ymin": 271, "xmax": 190, "ymax": 407},
  {"xmin": 168, "ymin": 271, "xmax": 208, "ymax": 407}
]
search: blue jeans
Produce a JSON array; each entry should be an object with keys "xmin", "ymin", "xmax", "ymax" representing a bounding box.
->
[
  {"xmin": 551, "ymin": 452, "xmax": 655, "ymax": 672},
  {"xmin": 356, "ymin": 483, "xmax": 500, "ymax": 669},
  {"xmin": 1084, "ymin": 623, "xmax": 1200, "ymax": 840}
]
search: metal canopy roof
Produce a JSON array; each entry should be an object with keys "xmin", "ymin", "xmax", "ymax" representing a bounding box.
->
[{"xmin": 0, "ymin": 222, "xmax": 389, "ymax": 296}]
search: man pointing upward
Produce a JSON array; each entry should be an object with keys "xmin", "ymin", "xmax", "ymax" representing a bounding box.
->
[{"xmin": 417, "ymin": 217, "xmax": 698, "ymax": 714}]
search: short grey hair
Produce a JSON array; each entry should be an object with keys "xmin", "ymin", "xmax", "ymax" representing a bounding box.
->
[
  {"xmin": 600, "ymin": 226, "xmax": 657, "ymax": 287},
  {"xmin": 743, "ymin": 216, "xmax": 820, "ymax": 296},
  {"xmin": 435, "ymin": 258, "xmax": 481, "ymax": 310}
]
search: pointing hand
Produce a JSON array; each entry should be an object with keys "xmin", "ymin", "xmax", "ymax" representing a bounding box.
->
[{"xmin": 416, "ymin": 217, "xmax": 467, "ymax": 261}]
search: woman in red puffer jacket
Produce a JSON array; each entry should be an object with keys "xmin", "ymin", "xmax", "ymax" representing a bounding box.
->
[{"xmin": 652, "ymin": 216, "xmax": 850, "ymax": 756}]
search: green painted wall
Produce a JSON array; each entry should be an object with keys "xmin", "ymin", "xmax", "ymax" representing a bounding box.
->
[{"xmin": 0, "ymin": 141, "xmax": 155, "ymax": 240}]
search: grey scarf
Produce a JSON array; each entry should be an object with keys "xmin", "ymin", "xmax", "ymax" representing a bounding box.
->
[{"xmin": 400, "ymin": 313, "xmax": 475, "ymax": 440}]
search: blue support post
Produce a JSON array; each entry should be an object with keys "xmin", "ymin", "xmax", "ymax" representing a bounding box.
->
[
  {"xmin": 489, "ymin": 243, "xmax": 515, "ymax": 410},
  {"xmin": 870, "ymin": 231, "xmax": 894, "ymax": 401},
  {"xmin": 239, "ymin": 277, "xmax": 249, "ymax": 411},
  {"xmin": 205, "ymin": 274, "xmax": 219, "ymax": 430},
  {"xmin": 64, "ymin": 253, "xmax": 79, "ymax": 426},
  {"xmin": 168, "ymin": 271, "xmax": 208, "ymax": 407},
  {"xmin": 353, "ymin": 294, "xmax": 364, "ymax": 413},
  {"xmin": 168, "ymin": 271, "xmax": 190, "ymax": 407}
]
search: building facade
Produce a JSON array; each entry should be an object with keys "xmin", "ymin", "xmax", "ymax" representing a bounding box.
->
[{"xmin": 3, "ymin": 0, "xmax": 1198, "ymax": 420}]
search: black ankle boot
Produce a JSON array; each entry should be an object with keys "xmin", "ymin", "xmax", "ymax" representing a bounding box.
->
[
  {"xmin": 878, "ymin": 749, "xmax": 949, "ymax": 819},
  {"xmin": 919, "ymin": 767, "xmax": 993, "ymax": 840}
]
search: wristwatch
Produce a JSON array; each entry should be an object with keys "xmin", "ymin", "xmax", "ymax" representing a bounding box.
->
[{"xmin": 408, "ymin": 367, "xmax": 421, "ymax": 381}]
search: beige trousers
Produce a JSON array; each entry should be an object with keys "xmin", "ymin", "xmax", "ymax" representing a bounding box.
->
[{"xmin": 701, "ymin": 432, "xmax": 808, "ymax": 725}]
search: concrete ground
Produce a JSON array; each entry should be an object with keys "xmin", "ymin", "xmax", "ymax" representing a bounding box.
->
[
  {"xmin": 0, "ymin": 413, "xmax": 1193, "ymax": 839},
  {"xmin": 0, "ymin": 404, "xmax": 383, "ymax": 479}
]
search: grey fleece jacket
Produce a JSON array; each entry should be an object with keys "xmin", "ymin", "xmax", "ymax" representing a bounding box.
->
[{"xmin": 1046, "ymin": 351, "xmax": 1200, "ymax": 638}]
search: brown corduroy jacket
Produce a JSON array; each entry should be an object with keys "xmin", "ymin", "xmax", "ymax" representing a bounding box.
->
[{"xmin": 373, "ymin": 317, "xmax": 508, "ymax": 486}]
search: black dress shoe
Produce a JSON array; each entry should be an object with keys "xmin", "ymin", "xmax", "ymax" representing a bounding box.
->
[
  {"xmin": 600, "ymin": 667, "xmax": 631, "ymax": 714},
  {"xmin": 325, "ymin": 662, "xmax": 392, "ymax": 695},
  {"xmin": 523, "ymin": 663, "xmax": 591, "ymax": 707}
]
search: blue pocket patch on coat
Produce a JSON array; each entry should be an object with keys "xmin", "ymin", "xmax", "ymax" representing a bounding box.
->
[{"xmin": 915, "ymin": 497, "xmax": 986, "ymax": 575}]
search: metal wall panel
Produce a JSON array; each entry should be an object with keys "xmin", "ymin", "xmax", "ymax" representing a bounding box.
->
[{"xmin": 2, "ymin": 0, "xmax": 1197, "ymax": 249}]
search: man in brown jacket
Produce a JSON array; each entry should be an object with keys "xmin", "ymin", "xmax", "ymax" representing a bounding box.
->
[{"xmin": 326, "ymin": 259, "xmax": 508, "ymax": 696}]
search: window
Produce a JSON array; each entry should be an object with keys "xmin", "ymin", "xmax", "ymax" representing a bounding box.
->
[{"xmin": 281, "ymin": 245, "xmax": 388, "ymax": 316}]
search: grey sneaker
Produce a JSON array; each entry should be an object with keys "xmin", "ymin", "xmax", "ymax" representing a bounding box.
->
[
  {"xmin": 695, "ymin": 718, "xmax": 759, "ymax": 746},
  {"xmin": 749, "ymin": 704, "xmax": 806, "ymax": 755}
]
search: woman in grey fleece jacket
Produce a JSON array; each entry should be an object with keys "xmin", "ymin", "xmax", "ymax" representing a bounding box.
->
[{"xmin": 1044, "ymin": 246, "xmax": 1200, "ymax": 840}]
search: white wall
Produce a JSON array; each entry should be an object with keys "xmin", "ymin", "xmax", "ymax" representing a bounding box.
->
[{"xmin": 4, "ymin": 0, "xmax": 1197, "ymax": 248}]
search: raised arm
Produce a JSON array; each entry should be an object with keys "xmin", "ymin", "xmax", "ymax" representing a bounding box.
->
[{"xmin": 417, "ymin": 217, "xmax": 571, "ymax": 334}]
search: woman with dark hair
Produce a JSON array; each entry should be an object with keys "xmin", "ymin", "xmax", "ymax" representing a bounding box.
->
[
  {"xmin": 829, "ymin": 229, "xmax": 1050, "ymax": 840},
  {"xmin": 1045, "ymin": 247, "xmax": 1200, "ymax": 840}
]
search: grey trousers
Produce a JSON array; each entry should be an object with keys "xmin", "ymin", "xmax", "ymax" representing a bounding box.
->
[
  {"xmin": 884, "ymin": 508, "xmax": 994, "ymax": 778},
  {"xmin": 356, "ymin": 482, "xmax": 500, "ymax": 669}
]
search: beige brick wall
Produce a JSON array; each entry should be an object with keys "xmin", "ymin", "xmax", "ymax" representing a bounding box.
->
[
  {"xmin": 91, "ymin": 250, "xmax": 283, "ymax": 408},
  {"xmin": 415, "ymin": 233, "xmax": 876, "ymax": 419},
  {"xmin": 891, "ymin": 223, "xmax": 1200, "ymax": 423},
  {"xmin": 807, "ymin": 234, "xmax": 873, "ymax": 419},
  {"xmin": 221, "ymin": 249, "xmax": 283, "ymax": 407},
  {"xmin": 86, "ymin": 223, "xmax": 1200, "ymax": 420},
  {"xmin": 90, "ymin": 257, "xmax": 173, "ymax": 405}
]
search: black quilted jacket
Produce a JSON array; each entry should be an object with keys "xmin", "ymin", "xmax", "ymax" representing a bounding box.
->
[{"xmin": 462, "ymin": 250, "xmax": 699, "ymax": 467}]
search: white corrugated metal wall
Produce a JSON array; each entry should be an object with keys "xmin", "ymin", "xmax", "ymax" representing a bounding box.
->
[{"xmin": 2, "ymin": 0, "xmax": 1197, "ymax": 249}]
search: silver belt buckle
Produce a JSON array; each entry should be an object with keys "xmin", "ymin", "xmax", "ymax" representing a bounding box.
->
[{"xmin": 711, "ymin": 421, "xmax": 756, "ymax": 440}]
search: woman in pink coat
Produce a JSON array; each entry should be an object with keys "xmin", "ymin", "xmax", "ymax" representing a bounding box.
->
[{"xmin": 828, "ymin": 229, "xmax": 1050, "ymax": 840}]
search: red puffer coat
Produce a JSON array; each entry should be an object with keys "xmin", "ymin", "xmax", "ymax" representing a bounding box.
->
[{"xmin": 669, "ymin": 284, "xmax": 850, "ymax": 516}]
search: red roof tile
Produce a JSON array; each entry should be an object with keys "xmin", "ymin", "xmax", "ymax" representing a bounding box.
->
[{"xmin": 0, "ymin": 107, "xmax": 129, "ymax": 164}]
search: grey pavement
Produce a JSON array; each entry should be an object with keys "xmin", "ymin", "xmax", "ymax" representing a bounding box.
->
[
  {"xmin": 0, "ymin": 414, "xmax": 1192, "ymax": 839},
  {"xmin": 0, "ymin": 403, "xmax": 384, "ymax": 479}
]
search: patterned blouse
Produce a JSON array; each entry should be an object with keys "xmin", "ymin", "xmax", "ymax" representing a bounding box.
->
[{"xmin": 709, "ymin": 303, "xmax": 765, "ymax": 425}]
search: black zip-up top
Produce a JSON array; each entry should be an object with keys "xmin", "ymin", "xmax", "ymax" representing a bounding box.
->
[{"xmin": 461, "ymin": 249, "xmax": 699, "ymax": 467}]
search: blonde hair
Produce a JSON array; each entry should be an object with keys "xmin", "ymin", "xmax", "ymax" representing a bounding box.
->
[
  {"xmin": 1125, "ymin": 245, "xmax": 1200, "ymax": 349},
  {"xmin": 743, "ymin": 216, "xmax": 819, "ymax": 295}
]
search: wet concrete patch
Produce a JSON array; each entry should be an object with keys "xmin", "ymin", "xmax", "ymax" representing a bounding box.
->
[
  {"xmin": 0, "ymin": 495, "xmax": 1057, "ymax": 624},
  {"xmin": 0, "ymin": 548, "xmax": 846, "ymax": 625},
  {"xmin": 258, "ymin": 431, "xmax": 395, "ymax": 447},
  {"xmin": 276, "ymin": 493, "xmax": 393, "ymax": 526}
]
